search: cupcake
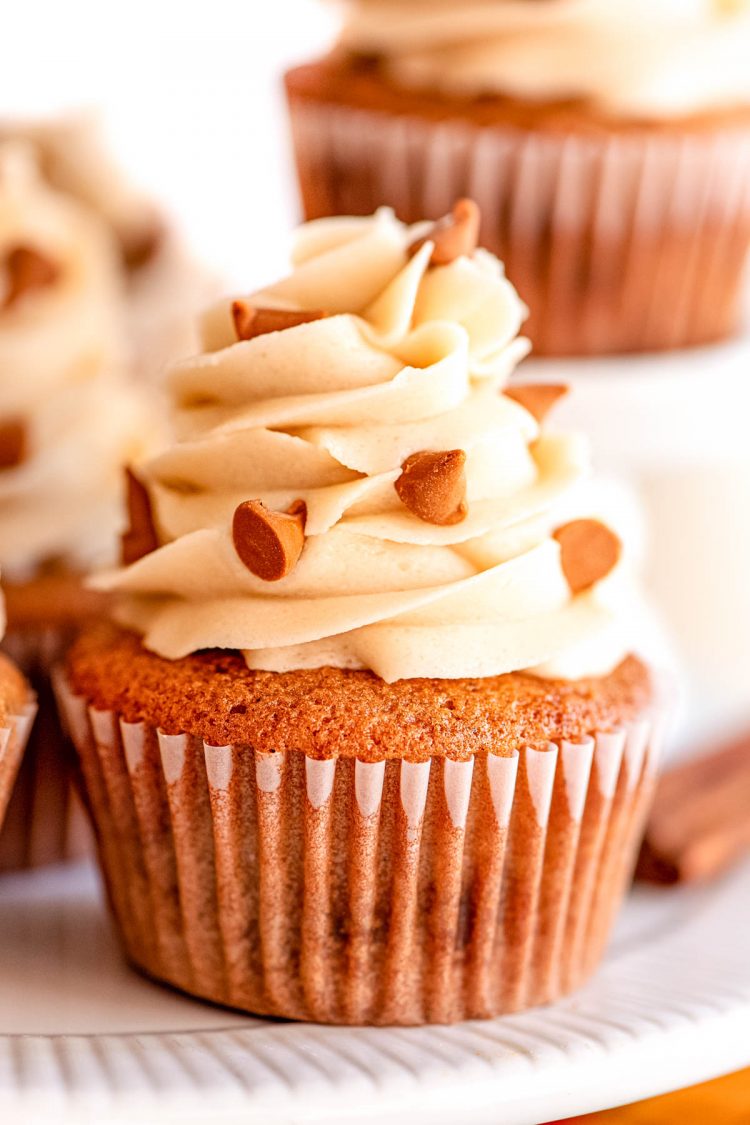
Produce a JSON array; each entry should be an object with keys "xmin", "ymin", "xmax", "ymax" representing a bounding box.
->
[
  {"xmin": 285, "ymin": 1, "xmax": 750, "ymax": 356},
  {"xmin": 0, "ymin": 143, "xmax": 157, "ymax": 869},
  {"xmin": 0, "ymin": 113, "xmax": 217, "ymax": 378},
  {"xmin": 0, "ymin": 584, "xmax": 36, "ymax": 828},
  {"xmin": 60, "ymin": 203, "xmax": 668, "ymax": 1025}
]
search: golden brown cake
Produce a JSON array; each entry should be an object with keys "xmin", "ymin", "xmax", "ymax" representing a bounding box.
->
[
  {"xmin": 286, "ymin": 2, "xmax": 750, "ymax": 356},
  {"xmin": 60, "ymin": 204, "xmax": 668, "ymax": 1024},
  {"xmin": 64, "ymin": 624, "xmax": 656, "ymax": 1024}
]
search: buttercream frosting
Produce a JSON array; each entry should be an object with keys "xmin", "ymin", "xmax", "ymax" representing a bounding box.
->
[
  {"xmin": 96, "ymin": 207, "xmax": 636, "ymax": 683},
  {"xmin": 0, "ymin": 114, "xmax": 221, "ymax": 382},
  {"xmin": 0, "ymin": 114, "xmax": 161, "ymax": 269},
  {"xmin": 0, "ymin": 144, "xmax": 156, "ymax": 576},
  {"xmin": 339, "ymin": 0, "xmax": 750, "ymax": 118}
]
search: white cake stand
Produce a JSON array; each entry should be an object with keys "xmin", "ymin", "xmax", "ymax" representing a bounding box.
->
[{"xmin": 1, "ymin": 859, "xmax": 749, "ymax": 1124}]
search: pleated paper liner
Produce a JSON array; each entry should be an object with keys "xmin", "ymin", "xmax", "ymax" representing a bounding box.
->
[
  {"xmin": 0, "ymin": 628, "xmax": 91, "ymax": 871},
  {"xmin": 0, "ymin": 695, "xmax": 37, "ymax": 828},
  {"xmin": 286, "ymin": 91, "xmax": 750, "ymax": 356},
  {"xmin": 56, "ymin": 668, "xmax": 670, "ymax": 1026}
]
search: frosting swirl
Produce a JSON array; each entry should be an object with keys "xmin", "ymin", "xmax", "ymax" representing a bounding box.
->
[
  {"xmin": 0, "ymin": 144, "xmax": 155, "ymax": 576},
  {"xmin": 339, "ymin": 0, "xmax": 750, "ymax": 118},
  {"xmin": 0, "ymin": 115, "xmax": 162, "ymax": 270},
  {"xmin": 100, "ymin": 207, "xmax": 633, "ymax": 683}
]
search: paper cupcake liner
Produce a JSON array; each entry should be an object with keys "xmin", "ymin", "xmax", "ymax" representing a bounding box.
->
[
  {"xmin": 287, "ymin": 96, "xmax": 750, "ymax": 356},
  {"xmin": 0, "ymin": 627, "xmax": 91, "ymax": 871},
  {"xmin": 57, "ymin": 670, "xmax": 669, "ymax": 1025},
  {"xmin": 0, "ymin": 696, "xmax": 38, "ymax": 829}
]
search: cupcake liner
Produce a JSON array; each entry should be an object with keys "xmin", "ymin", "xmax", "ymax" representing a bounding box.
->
[
  {"xmin": 0, "ymin": 627, "xmax": 91, "ymax": 871},
  {"xmin": 286, "ymin": 95, "xmax": 750, "ymax": 355},
  {"xmin": 57, "ymin": 670, "xmax": 669, "ymax": 1025},
  {"xmin": 0, "ymin": 696, "xmax": 37, "ymax": 828}
]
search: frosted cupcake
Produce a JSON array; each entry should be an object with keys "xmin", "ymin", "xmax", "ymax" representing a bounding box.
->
[
  {"xmin": 0, "ymin": 143, "xmax": 156, "ymax": 869},
  {"xmin": 0, "ymin": 114, "xmax": 216, "ymax": 378},
  {"xmin": 286, "ymin": 0, "xmax": 750, "ymax": 356},
  {"xmin": 60, "ymin": 203, "xmax": 667, "ymax": 1025}
]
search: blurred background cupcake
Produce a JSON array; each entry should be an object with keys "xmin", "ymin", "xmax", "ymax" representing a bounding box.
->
[
  {"xmin": 0, "ymin": 143, "xmax": 159, "ymax": 869},
  {"xmin": 286, "ymin": 0, "xmax": 750, "ymax": 748},
  {"xmin": 0, "ymin": 114, "xmax": 219, "ymax": 381},
  {"xmin": 286, "ymin": 0, "xmax": 750, "ymax": 356}
]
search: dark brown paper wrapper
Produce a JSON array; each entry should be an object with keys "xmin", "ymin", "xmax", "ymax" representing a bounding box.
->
[
  {"xmin": 57, "ymin": 672, "xmax": 667, "ymax": 1026},
  {"xmin": 286, "ymin": 89, "xmax": 750, "ymax": 357}
]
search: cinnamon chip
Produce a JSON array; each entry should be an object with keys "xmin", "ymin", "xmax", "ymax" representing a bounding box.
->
[
  {"xmin": 505, "ymin": 383, "xmax": 569, "ymax": 424},
  {"xmin": 231, "ymin": 301, "xmax": 329, "ymax": 342},
  {"xmin": 407, "ymin": 199, "xmax": 481, "ymax": 266},
  {"xmin": 395, "ymin": 450, "xmax": 467, "ymax": 526},
  {"xmin": 553, "ymin": 519, "xmax": 621, "ymax": 594},
  {"xmin": 120, "ymin": 219, "xmax": 164, "ymax": 271},
  {"xmin": 232, "ymin": 499, "xmax": 307, "ymax": 581},
  {"xmin": 0, "ymin": 418, "xmax": 26, "ymax": 469},
  {"xmin": 121, "ymin": 467, "xmax": 159, "ymax": 565},
  {"xmin": 2, "ymin": 244, "xmax": 59, "ymax": 309}
]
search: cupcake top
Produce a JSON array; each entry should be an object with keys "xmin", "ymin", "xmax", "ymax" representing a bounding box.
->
[
  {"xmin": 98, "ymin": 203, "xmax": 635, "ymax": 684},
  {"xmin": 339, "ymin": 0, "xmax": 750, "ymax": 119},
  {"xmin": 0, "ymin": 144, "xmax": 156, "ymax": 576},
  {"xmin": 0, "ymin": 115, "xmax": 162, "ymax": 272}
]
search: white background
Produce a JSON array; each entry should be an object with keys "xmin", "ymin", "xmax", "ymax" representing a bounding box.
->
[{"xmin": 3, "ymin": 0, "xmax": 338, "ymax": 287}]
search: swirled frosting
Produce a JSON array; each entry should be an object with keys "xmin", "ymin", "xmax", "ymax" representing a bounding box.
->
[
  {"xmin": 339, "ymin": 0, "xmax": 750, "ymax": 118},
  {"xmin": 0, "ymin": 144, "xmax": 156, "ymax": 576},
  {"xmin": 97, "ymin": 207, "xmax": 635, "ymax": 683},
  {"xmin": 0, "ymin": 114, "xmax": 161, "ymax": 270},
  {"xmin": 0, "ymin": 115, "xmax": 217, "ymax": 380}
]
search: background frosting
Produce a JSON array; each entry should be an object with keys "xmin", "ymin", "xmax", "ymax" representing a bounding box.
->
[
  {"xmin": 339, "ymin": 0, "xmax": 750, "ymax": 118},
  {"xmin": 0, "ymin": 144, "xmax": 155, "ymax": 576},
  {"xmin": 0, "ymin": 115, "xmax": 161, "ymax": 271},
  {"xmin": 101, "ymin": 208, "xmax": 635, "ymax": 683}
]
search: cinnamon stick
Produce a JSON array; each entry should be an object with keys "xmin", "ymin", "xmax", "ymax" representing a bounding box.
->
[{"xmin": 636, "ymin": 730, "xmax": 750, "ymax": 885}]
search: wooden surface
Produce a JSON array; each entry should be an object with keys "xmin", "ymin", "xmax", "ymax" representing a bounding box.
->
[{"xmin": 560, "ymin": 1068, "xmax": 750, "ymax": 1123}]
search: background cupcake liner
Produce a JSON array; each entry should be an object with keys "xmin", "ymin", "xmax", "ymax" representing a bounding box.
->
[
  {"xmin": 287, "ymin": 96, "xmax": 750, "ymax": 356},
  {"xmin": 0, "ymin": 628, "xmax": 91, "ymax": 871},
  {"xmin": 0, "ymin": 694, "xmax": 38, "ymax": 828},
  {"xmin": 57, "ymin": 670, "xmax": 668, "ymax": 1026}
]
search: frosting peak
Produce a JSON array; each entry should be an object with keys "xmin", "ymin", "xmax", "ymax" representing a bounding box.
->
[
  {"xmin": 100, "ymin": 206, "xmax": 633, "ymax": 682},
  {"xmin": 339, "ymin": 0, "xmax": 750, "ymax": 119}
]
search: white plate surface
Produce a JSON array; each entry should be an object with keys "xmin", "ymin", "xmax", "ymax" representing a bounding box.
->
[{"xmin": 1, "ymin": 860, "xmax": 749, "ymax": 1124}]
